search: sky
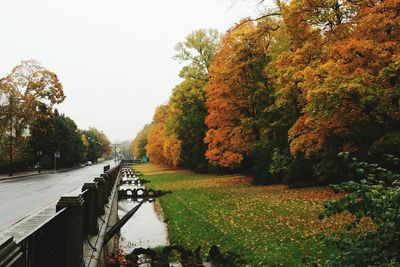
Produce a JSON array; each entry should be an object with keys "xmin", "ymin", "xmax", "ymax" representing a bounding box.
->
[{"xmin": 0, "ymin": 0, "xmax": 273, "ymax": 143}]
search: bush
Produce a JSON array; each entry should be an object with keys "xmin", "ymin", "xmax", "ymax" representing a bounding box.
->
[
  {"xmin": 206, "ymin": 163, "xmax": 233, "ymax": 175},
  {"xmin": 283, "ymin": 154, "xmax": 315, "ymax": 187},
  {"xmin": 247, "ymin": 144, "xmax": 292, "ymax": 185},
  {"xmin": 40, "ymin": 154, "xmax": 53, "ymax": 169},
  {"xmin": 321, "ymin": 152, "xmax": 400, "ymax": 266},
  {"xmin": 269, "ymin": 148, "xmax": 290, "ymax": 182},
  {"xmin": 369, "ymin": 131, "xmax": 400, "ymax": 158},
  {"xmin": 313, "ymin": 148, "xmax": 348, "ymax": 185},
  {"xmin": 194, "ymin": 162, "xmax": 209, "ymax": 173}
]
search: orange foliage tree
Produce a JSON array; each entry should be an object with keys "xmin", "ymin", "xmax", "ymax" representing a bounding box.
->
[
  {"xmin": 204, "ymin": 20, "xmax": 277, "ymax": 168},
  {"xmin": 146, "ymin": 105, "xmax": 181, "ymax": 166},
  {"xmin": 0, "ymin": 60, "xmax": 65, "ymax": 165},
  {"xmin": 269, "ymin": 0, "xmax": 400, "ymax": 159},
  {"xmin": 140, "ymin": 0, "xmax": 400, "ymax": 185}
]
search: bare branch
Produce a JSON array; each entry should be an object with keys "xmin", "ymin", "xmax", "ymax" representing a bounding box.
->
[{"xmin": 233, "ymin": 12, "xmax": 282, "ymax": 30}]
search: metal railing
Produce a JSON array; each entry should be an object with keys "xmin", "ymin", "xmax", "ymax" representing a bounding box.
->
[
  {"xmin": 17, "ymin": 208, "xmax": 68, "ymax": 267},
  {"xmin": 1, "ymin": 163, "xmax": 122, "ymax": 267},
  {"xmin": 121, "ymin": 159, "xmax": 142, "ymax": 164}
]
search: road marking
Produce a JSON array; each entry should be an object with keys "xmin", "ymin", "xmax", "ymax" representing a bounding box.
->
[{"xmin": 0, "ymin": 181, "xmax": 38, "ymax": 192}]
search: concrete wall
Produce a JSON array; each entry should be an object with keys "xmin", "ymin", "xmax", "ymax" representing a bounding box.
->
[
  {"xmin": 97, "ymin": 178, "xmax": 120, "ymax": 267},
  {"xmin": 83, "ymin": 168, "xmax": 122, "ymax": 267}
]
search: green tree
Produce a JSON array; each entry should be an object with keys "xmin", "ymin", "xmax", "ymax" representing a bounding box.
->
[
  {"xmin": 173, "ymin": 29, "xmax": 221, "ymax": 81},
  {"xmin": 82, "ymin": 130, "xmax": 102, "ymax": 162},
  {"xmin": 30, "ymin": 110, "xmax": 84, "ymax": 169},
  {"xmin": 89, "ymin": 127, "xmax": 111, "ymax": 159},
  {"xmin": 167, "ymin": 79, "xmax": 208, "ymax": 170},
  {"xmin": 166, "ymin": 29, "xmax": 220, "ymax": 171},
  {"xmin": 29, "ymin": 105, "xmax": 56, "ymax": 169},
  {"xmin": 131, "ymin": 124, "xmax": 151, "ymax": 160},
  {"xmin": 53, "ymin": 111, "xmax": 84, "ymax": 168}
]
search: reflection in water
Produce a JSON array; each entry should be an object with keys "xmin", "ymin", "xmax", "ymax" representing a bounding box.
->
[{"xmin": 118, "ymin": 181, "xmax": 169, "ymax": 253}]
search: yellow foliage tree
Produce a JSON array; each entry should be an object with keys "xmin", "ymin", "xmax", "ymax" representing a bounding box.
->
[{"xmin": 146, "ymin": 105, "xmax": 182, "ymax": 166}]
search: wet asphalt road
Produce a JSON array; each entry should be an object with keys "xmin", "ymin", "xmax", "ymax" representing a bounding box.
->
[{"xmin": 0, "ymin": 160, "xmax": 115, "ymax": 229}]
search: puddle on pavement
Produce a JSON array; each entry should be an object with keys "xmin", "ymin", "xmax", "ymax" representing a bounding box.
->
[{"xmin": 117, "ymin": 180, "xmax": 169, "ymax": 253}]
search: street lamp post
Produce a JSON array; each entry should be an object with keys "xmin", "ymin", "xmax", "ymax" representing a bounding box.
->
[
  {"xmin": 8, "ymin": 95, "xmax": 13, "ymax": 177},
  {"xmin": 111, "ymin": 143, "xmax": 121, "ymax": 166}
]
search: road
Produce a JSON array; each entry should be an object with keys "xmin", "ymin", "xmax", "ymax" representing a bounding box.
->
[{"xmin": 0, "ymin": 160, "xmax": 115, "ymax": 229}]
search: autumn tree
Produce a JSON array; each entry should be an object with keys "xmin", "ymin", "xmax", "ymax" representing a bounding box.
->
[
  {"xmin": 0, "ymin": 60, "xmax": 65, "ymax": 172},
  {"xmin": 273, "ymin": 0, "xmax": 400, "ymax": 182},
  {"xmin": 205, "ymin": 19, "xmax": 284, "ymax": 182},
  {"xmin": 140, "ymin": 0, "xmax": 399, "ymax": 186},
  {"xmin": 0, "ymin": 60, "xmax": 65, "ymax": 136},
  {"xmin": 146, "ymin": 105, "xmax": 181, "ymax": 166},
  {"xmin": 146, "ymin": 105, "xmax": 168, "ymax": 165}
]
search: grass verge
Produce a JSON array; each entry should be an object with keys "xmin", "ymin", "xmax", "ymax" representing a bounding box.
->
[{"xmin": 134, "ymin": 163, "xmax": 368, "ymax": 266}]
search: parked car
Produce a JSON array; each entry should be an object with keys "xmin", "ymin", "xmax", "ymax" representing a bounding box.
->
[{"xmin": 85, "ymin": 161, "xmax": 93, "ymax": 166}]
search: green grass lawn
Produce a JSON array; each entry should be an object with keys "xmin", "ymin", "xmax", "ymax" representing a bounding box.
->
[{"xmin": 134, "ymin": 163, "xmax": 364, "ymax": 266}]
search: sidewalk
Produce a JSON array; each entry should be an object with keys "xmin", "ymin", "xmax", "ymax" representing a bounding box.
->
[
  {"xmin": 0, "ymin": 171, "xmax": 45, "ymax": 181},
  {"xmin": 0, "ymin": 165, "xmax": 85, "ymax": 181}
]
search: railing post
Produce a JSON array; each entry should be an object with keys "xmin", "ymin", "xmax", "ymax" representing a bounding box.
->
[
  {"xmin": 56, "ymin": 195, "xmax": 84, "ymax": 267},
  {"xmin": 110, "ymin": 170, "xmax": 115, "ymax": 186},
  {"xmin": 82, "ymin": 183, "xmax": 99, "ymax": 235},
  {"xmin": 0, "ymin": 236, "xmax": 24, "ymax": 267},
  {"xmin": 103, "ymin": 164, "xmax": 110, "ymax": 173},
  {"xmin": 100, "ymin": 173, "xmax": 111, "ymax": 200},
  {"xmin": 94, "ymin": 177, "xmax": 106, "ymax": 215}
]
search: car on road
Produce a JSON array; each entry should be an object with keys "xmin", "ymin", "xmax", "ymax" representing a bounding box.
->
[{"xmin": 85, "ymin": 161, "xmax": 93, "ymax": 166}]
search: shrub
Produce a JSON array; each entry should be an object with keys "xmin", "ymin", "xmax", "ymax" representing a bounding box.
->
[
  {"xmin": 283, "ymin": 154, "xmax": 315, "ymax": 187},
  {"xmin": 321, "ymin": 152, "xmax": 400, "ymax": 266}
]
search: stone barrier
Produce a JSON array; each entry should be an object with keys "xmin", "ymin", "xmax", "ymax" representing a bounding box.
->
[{"xmin": 1, "ymin": 163, "xmax": 121, "ymax": 267}]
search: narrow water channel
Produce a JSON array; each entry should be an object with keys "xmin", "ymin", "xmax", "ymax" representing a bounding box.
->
[{"xmin": 117, "ymin": 176, "xmax": 169, "ymax": 253}]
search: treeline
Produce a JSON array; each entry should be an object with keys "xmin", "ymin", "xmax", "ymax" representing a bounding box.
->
[
  {"xmin": 132, "ymin": 0, "xmax": 400, "ymax": 186},
  {"xmin": 0, "ymin": 60, "xmax": 111, "ymax": 173}
]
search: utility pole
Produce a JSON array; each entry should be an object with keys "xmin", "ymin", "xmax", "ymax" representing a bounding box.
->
[
  {"xmin": 37, "ymin": 150, "xmax": 42, "ymax": 173},
  {"xmin": 111, "ymin": 143, "xmax": 121, "ymax": 166},
  {"xmin": 8, "ymin": 95, "xmax": 13, "ymax": 177}
]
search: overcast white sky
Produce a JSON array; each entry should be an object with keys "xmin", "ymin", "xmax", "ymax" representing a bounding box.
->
[{"xmin": 0, "ymin": 0, "xmax": 273, "ymax": 142}]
